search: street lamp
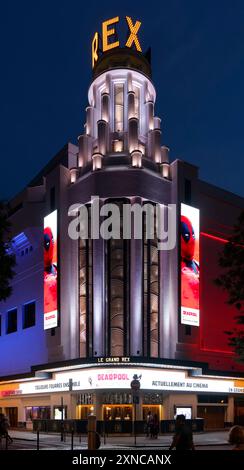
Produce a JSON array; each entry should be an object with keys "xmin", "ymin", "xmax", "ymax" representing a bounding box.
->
[{"xmin": 130, "ymin": 374, "xmax": 141, "ymax": 446}]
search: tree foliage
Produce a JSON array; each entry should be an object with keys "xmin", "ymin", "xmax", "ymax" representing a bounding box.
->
[
  {"xmin": 0, "ymin": 202, "xmax": 16, "ymax": 301},
  {"xmin": 215, "ymin": 211, "xmax": 244, "ymax": 362}
]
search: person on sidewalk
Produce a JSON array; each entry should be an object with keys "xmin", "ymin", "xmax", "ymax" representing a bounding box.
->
[
  {"xmin": 169, "ymin": 414, "xmax": 195, "ymax": 451},
  {"xmin": 0, "ymin": 413, "xmax": 13, "ymax": 445},
  {"xmin": 145, "ymin": 411, "xmax": 153, "ymax": 437},
  {"xmin": 228, "ymin": 425, "xmax": 244, "ymax": 450},
  {"xmin": 152, "ymin": 413, "xmax": 159, "ymax": 439}
]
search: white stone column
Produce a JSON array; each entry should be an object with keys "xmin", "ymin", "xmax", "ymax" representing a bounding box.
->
[
  {"xmin": 97, "ymin": 119, "xmax": 108, "ymax": 155},
  {"xmin": 128, "ymin": 117, "xmax": 139, "ymax": 153},
  {"xmin": 130, "ymin": 197, "xmax": 143, "ymax": 356}
]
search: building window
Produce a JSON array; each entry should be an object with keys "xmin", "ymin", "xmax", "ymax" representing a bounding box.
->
[
  {"xmin": 198, "ymin": 395, "xmax": 228, "ymax": 404},
  {"xmin": 23, "ymin": 302, "xmax": 36, "ymax": 329},
  {"xmin": 114, "ymin": 84, "xmax": 124, "ymax": 132},
  {"xmin": 25, "ymin": 406, "xmax": 51, "ymax": 421},
  {"xmin": 102, "ymin": 393, "xmax": 132, "ymax": 405},
  {"xmin": 6, "ymin": 309, "xmax": 17, "ymax": 334},
  {"xmin": 77, "ymin": 393, "xmax": 94, "ymax": 405}
]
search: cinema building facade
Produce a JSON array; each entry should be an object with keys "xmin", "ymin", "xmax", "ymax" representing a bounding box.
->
[{"xmin": 1, "ymin": 18, "xmax": 244, "ymax": 432}]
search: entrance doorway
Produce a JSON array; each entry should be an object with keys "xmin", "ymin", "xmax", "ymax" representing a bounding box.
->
[
  {"xmin": 5, "ymin": 407, "xmax": 18, "ymax": 427},
  {"xmin": 76, "ymin": 405, "xmax": 95, "ymax": 419},
  {"xmin": 103, "ymin": 405, "xmax": 132, "ymax": 421},
  {"xmin": 197, "ymin": 406, "xmax": 225, "ymax": 429},
  {"xmin": 142, "ymin": 405, "xmax": 161, "ymax": 422}
]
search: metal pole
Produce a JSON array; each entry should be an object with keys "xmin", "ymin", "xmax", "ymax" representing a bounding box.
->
[
  {"xmin": 71, "ymin": 430, "xmax": 74, "ymax": 450},
  {"xmin": 61, "ymin": 396, "xmax": 64, "ymax": 442},
  {"xmin": 37, "ymin": 429, "xmax": 40, "ymax": 450},
  {"xmin": 134, "ymin": 400, "xmax": 137, "ymax": 446},
  {"xmin": 103, "ymin": 418, "xmax": 106, "ymax": 446}
]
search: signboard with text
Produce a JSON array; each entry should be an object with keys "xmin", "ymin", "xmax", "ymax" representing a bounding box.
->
[{"xmin": 1, "ymin": 367, "xmax": 244, "ymax": 398}]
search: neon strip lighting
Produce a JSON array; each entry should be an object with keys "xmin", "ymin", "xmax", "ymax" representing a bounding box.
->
[{"xmin": 201, "ymin": 232, "xmax": 228, "ymax": 244}]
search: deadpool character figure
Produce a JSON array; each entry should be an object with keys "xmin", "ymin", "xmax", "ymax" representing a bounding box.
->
[
  {"xmin": 181, "ymin": 215, "xmax": 199, "ymax": 309},
  {"xmin": 44, "ymin": 227, "xmax": 57, "ymax": 314}
]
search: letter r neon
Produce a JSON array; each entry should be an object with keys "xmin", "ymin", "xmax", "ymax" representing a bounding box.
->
[{"xmin": 92, "ymin": 32, "xmax": 99, "ymax": 68}]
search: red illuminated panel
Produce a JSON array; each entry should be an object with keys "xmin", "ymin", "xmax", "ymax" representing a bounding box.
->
[
  {"xmin": 44, "ymin": 210, "xmax": 58, "ymax": 330},
  {"xmin": 200, "ymin": 232, "xmax": 241, "ymax": 354},
  {"xmin": 181, "ymin": 204, "xmax": 200, "ymax": 326}
]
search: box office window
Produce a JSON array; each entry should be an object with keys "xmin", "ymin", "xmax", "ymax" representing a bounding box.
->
[{"xmin": 25, "ymin": 406, "xmax": 51, "ymax": 421}]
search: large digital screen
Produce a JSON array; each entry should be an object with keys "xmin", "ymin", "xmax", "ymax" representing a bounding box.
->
[
  {"xmin": 44, "ymin": 210, "xmax": 58, "ymax": 330},
  {"xmin": 181, "ymin": 203, "xmax": 200, "ymax": 326}
]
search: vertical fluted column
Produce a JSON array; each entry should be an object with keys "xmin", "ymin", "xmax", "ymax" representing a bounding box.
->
[
  {"xmin": 128, "ymin": 117, "xmax": 139, "ymax": 153},
  {"xmin": 86, "ymin": 106, "xmax": 95, "ymax": 137},
  {"xmin": 159, "ymin": 205, "xmax": 170, "ymax": 357},
  {"xmin": 130, "ymin": 196, "xmax": 143, "ymax": 356},
  {"xmin": 97, "ymin": 119, "xmax": 108, "ymax": 155},
  {"xmin": 101, "ymin": 93, "xmax": 110, "ymax": 122},
  {"xmin": 128, "ymin": 91, "xmax": 135, "ymax": 120},
  {"xmin": 92, "ymin": 199, "xmax": 106, "ymax": 356},
  {"xmin": 160, "ymin": 146, "xmax": 170, "ymax": 179},
  {"xmin": 127, "ymin": 72, "xmax": 132, "ymax": 92},
  {"xmin": 145, "ymin": 101, "xmax": 154, "ymax": 132},
  {"xmin": 78, "ymin": 134, "xmax": 92, "ymax": 167},
  {"xmin": 153, "ymin": 129, "xmax": 162, "ymax": 164}
]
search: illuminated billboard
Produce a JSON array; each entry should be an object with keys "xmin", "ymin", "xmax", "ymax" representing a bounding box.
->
[
  {"xmin": 1, "ymin": 367, "xmax": 244, "ymax": 396},
  {"xmin": 181, "ymin": 203, "xmax": 200, "ymax": 326},
  {"xmin": 44, "ymin": 210, "xmax": 58, "ymax": 330}
]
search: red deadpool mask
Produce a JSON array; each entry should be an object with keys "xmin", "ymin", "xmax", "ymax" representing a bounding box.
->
[
  {"xmin": 44, "ymin": 227, "xmax": 54, "ymax": 268},
  {"xmin": 181, "ymin": 215, "xmax": 195, "ymax": 261}
]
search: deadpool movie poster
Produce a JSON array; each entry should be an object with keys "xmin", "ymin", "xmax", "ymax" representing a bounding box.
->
[
  {"xmin": 44, "ymin": 210, "xmax": 58, "ymax": 330},
  {"xmin": 180, "ymin": 203, "xmax": 200, "ymax": 326}
]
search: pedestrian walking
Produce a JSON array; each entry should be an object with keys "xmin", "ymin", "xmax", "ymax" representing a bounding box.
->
[
  {"xmin": 0, "ymin": 413, "xmax": 13, "ymax": 445},
  {"xmin": 152, "ymin": 413, "xmax": 159, "ymax": 439},
  {"xmin": 169, "ymin": 414, "xmax": 195, "ymax": 450},
  {"xmin": 228, "ymin": 425, "xmax": 244, "ymax": 450},
  {"xmin": 145, "ymin": 410, "xmax": 153, "ymax": 437}
]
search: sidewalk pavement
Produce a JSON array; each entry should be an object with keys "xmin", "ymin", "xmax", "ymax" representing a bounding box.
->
[{"xmin": 9, "ymin": 429, "xmax": 231, "ymax": 448}]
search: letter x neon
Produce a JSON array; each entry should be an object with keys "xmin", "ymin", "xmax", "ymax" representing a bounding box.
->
[{"xmin": 125, "ymin": 16, "xmax": 142, "ymax": 52}]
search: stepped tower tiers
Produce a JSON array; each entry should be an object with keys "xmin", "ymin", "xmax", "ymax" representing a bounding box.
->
[{"xmin": 74, "ymin": 46, "xmax": 170, "ymax": 179}]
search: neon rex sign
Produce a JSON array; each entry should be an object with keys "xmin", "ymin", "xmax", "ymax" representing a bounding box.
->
[{"xmin": 92, "ymin": 16, "xmax": 142, "ymax": 68}]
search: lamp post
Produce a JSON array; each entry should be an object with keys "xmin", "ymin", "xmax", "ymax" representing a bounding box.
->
[
  {"xmin": 130, "ymin": 374, "xmax": 141, "ymax": 447},
  {"xmin": 60, "ymin": 396, "xmax": 64, "ymax": 442}
]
